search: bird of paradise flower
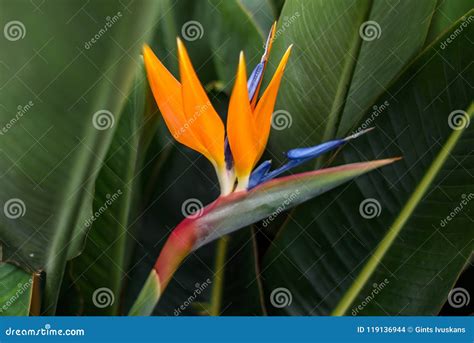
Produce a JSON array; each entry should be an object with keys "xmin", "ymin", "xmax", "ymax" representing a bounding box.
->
[{"xmin": 129, "ymin": 24, "xmax": 399, "ymax": 315}]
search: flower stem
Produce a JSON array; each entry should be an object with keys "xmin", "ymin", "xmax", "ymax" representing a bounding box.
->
[{"xmin": 209, "ymin": 235, "xmax": 229, "ymax": 316}]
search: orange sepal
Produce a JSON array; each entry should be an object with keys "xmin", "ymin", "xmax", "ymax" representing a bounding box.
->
[
  {"xmin": 177, "ymin": 38, "xmax": 225, "ymax": 169},
  {"xmin": 143, "ymin": 45, "xmax": 208, "ymax": 157},
  {"xmin": 227, "ymin": 52, "xmax": 258, "ymax": 184},
  {"xmin": 253, "ymin": 45, "xmax": 293, "ymax": 161}
]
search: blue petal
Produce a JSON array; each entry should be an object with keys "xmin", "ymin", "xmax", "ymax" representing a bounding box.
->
[
  {"xmin": 247, "ymin": 62, "xmax": 264, "ymax": 101},
  {"xmin": 248, "ymin": 128, "xmax": 375, "ymax": 189},
  {"xmin": 248, "ymin": 160, "xmax": 272, "ymax": 189},
  {"xmin": 246, "ymin": 24, "xmax": 275, "ymax": 101},
  {"xmin": 286, "ymin": 139, "xmax": 345, "ymax": 159}
]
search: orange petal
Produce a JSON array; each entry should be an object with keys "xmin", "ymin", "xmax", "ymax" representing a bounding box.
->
[
  {"xmin": 227, "ymin": 52, "xmax": 258, "ymax": 184},
  {"xmin": 177, "ymin": 38, "xmax": 225, "ymax": 168},
  {"xmin": 251, "ymin": 21, "xmax": 277, "ymax": 109},
  {"xmin": 143, "ymin": 45, "xmax": 208, "ymax": 157},
  {"xmin": 254, "ymin": 45, "xmax": 293, "ymax": 161}
]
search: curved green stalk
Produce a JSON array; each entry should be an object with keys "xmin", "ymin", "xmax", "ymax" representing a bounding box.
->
[
  {"xmin": 209, "ymin": 236, "xmax": 229, "ymax": 316},
  {"xmin": 332, "ymin": 103, "xmax": 473, "ymax": 316}
]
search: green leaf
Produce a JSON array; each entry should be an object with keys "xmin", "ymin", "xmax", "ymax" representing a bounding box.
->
[
  {"xmin": 196, "ymin": 0, "xmax": 263, "ymax": 93},
  {"xmin": 238, "ymin": 0, "xmax": 276, "ymax": 35},
  {"xmin": 220, "ymin": 228, "xmax": 267, "ymax": 315},
  {"xmin": 0, "ymin": 263, "xmax": 34, "ymax": 316},
  {"xmin": 147, "ymin": 0, "xmax": 262, "ymax": 92},
  {"xmin": 262, "ymin": 12, "xmax": 473, "ymax": 315},
  {"xmin": 426, "ymin": 0, "xmax": 473, "ymax": 43},
  {"xmin": 265, "ymin": 0, "xmax": 437, "ymax": 160},
  {"xmin": 64, "ymin": 70, "xmax": 148, "ymax": 315},
  {"xmin": 0, "ymin": 1, "xmax": 159, "ymax": 313}
]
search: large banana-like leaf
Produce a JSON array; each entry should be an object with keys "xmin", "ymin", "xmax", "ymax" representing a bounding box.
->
[
  {"xmin": 0, "ymin": 1, "xmax": 158, "ymax": 313},
  {"xmin": 147, "ymin": 0, "xmax": 263, "ymax": 91},
  {"xmin": 426, "ymin": 0, "xmax": 473, "ymax": 42},
  {"xmin": 0, "ymin": 263, "xmax": 35, "ymax": 316},
  {"xmin": 263, "ymin": 11, "xmax": 473, "ymax": 315},
  {"xmin": 62, "ymin": 70, "xmax": 148, "ymax": 315},
  {"xmin": 265, "ymin": 0, "xmax": 437, "ymax": 159}
]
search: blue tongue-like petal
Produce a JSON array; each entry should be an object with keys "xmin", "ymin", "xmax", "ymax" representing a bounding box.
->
[
  {"xmin": 247, "ymin": 62, "xmax": 264, "ymax": 102},
  {"xmin": 246, "ymin": 23, "xmax": 275, "ymax": 102},
  {"xmin": 286, "ymin": 139, "xmax": 345, "ymax": 159},
  {"xmin": 247, "ymin": 128, "xmax": 375, "ymax": 189}
]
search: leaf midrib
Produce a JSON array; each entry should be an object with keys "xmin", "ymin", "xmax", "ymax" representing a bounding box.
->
[
  {"xmin": 332, "ymin": 103, "xmax": 474, "ymax": 316},
  {"xmin": 320, "ymin": 0, "xmax": 374, "ymax": 147}
]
